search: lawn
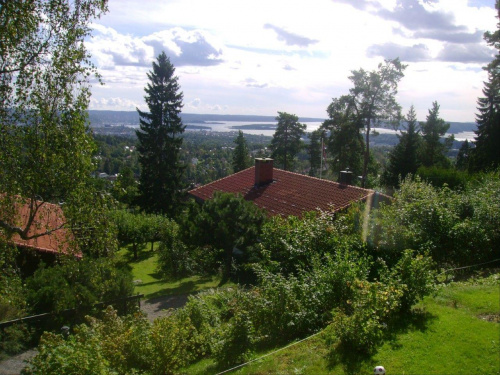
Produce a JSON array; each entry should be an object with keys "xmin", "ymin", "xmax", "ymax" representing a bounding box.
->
[
  {"xmin": 117, "ymin": 244, "xmax": 229, "ymax": 299},
  {"xmin": 183, "ymin": 274, "xmax": 500, "ymax": 375}
]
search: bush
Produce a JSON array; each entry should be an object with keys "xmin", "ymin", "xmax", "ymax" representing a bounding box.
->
[
  {"xmin": 416, "ymin": 165, "xmax": 469, "ymax": 189},
  {"xmin": 212, "ymin": 310, "xmax": 254, "ymax": 368},
  {"xmin": 26, "ymin": 257, "xmax": 134, "ymax": 318},
  {"xmin": 370, "ymin": 174, "xmax": 500, "ymax": 266},
  {"xmin": 156, "ymin": 218, "xmax": 196, "ymax": 278},
  {"xmin": 388, "ymin": 250, "xmax": 436, "ymax": 312},
  {"xmin": 151, "ymin": 313, "xmax": 205, "ymax": 374},
  {"xmin": 26, "ymin": 308, "xmax": 149, "ymax": 375},
  {"xmin": 325, "ymin": 280, "xmax": 403, "ymax": 360},
  {"xmin": 257, "ymin": 211, "xmax": 365, "ymax": 276}
]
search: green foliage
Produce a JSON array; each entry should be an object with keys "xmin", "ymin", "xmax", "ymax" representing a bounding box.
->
[
  {"xmin": 321, "ymin": 95, "xmax": 365, "ymax": 177},
  {"xmin": 419, "ymin": 101, "xmax": 453, "ymax": 168},
  {"xmin": 455, "ymin": 139, "xmax": 472, "ymax": 171},
  {"xmin": 307, "ymin": 129, "xmax": 323, "ymax": 177},
  {"xmin": 232, "ymin": 130, "xmax": 251, "ymax": 173},
  {"xmin": 257, "ymin": 212, "xmax": 364, "ymax": 276},
  {"xmin": 180, "ymin": 193, "xmax": 266, "ymax": 281},
  {"xmin": 211, "ymin": 310, "xmax": 254, "ymax": 368},
  {"xmin": 370, "ymin": 174, "xmax": 500, "ymax": 266},
  {"xmin": 416, "ymin": 165, "xmax": 469, "ymax": 189},
  {"xmin": 111, "ymin": 210, "xmax": 165, "ymax": 260},
  {"xmin": 270, "ymin": 111, "xmax": 306, "ymax": 171},
  {"xmin": 26, "ymin": 307, "xmax": 149, "ymax": 375},
  {"xmin": 93, "ymin": 134, "xmax": 140, "ymax": 176},
  {"xmin": 348, "ymin": 58, "xmax": 407, "ymax": 186},
  {"xmin": 136, "ymin": 51, "xmax": 185, "ymax": 216},
  {"xmin": 64, "ymin": 186, "xmax": 119, "ymax": 258},
  {"xmin": 471, "ymin": 4, "xmax": 500, "ymax": 172},
  {"xmin": 382, "ymin": 105, "xmax": 421, "ymax": 188},
  {"xmin": 26, "ymin": 258, "xmax": 133, "ymax": 316},
  {"xmin": 387, "ymin": 250, "xmax": 436, "ymax": 312},
  {"xmin": 150, "ymin": 313, "xmax": 205, "ymax": 374},
  {"xmin": 157, "ymin": 218, "xmax": 196, "ymax": 278},
  {"xmin": 112, "ymin": 166, "xmax": 139, "ymax": 207}
]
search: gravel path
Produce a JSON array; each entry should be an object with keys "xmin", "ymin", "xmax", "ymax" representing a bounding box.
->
[
  {"xmin": 141, "ymin": 293, "xmax": 190, "ymax": 322},
  {"xmin": 0, "ymin": 294, "xmax": 190, "ymax": 375}
]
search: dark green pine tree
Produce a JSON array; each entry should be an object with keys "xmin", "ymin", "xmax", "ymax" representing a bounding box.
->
[
  {"xmin": 270, "ymin": 111, "xmax": 306, "ymax": 171},
  {"xmin": 456, "ymin": 139, "xmax": 473, "ymax": 171},
  {"xmin": 136, "ymin": 52, "xmax": 185, "ymax": 216},
  {"xmin": 308, "ymin": 129, "xmax": 323, "ymax": 177},
  {"xmin": 382, "ymin": 105, "xmax": 421, "ymax": 187},
  {"xmin": 419, "ymin": 101, "xmax": 453, "ymax": 168},
  {"xmin": 471, "ymin": 2, "xmax": 500, "ymax": 171},
  {"xmin": 321, "ymin": 95, "xmax": 364, "ymax": 178},
  {"xmin": 232, "ymin": 130, "xmax": 251, "ymax": 173},
  {"xmin": 473, "ymin": 74, "xmax": 500, "ymax": 171}
]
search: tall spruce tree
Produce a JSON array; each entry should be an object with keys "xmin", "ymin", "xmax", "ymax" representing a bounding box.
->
[
  {"xmin": 472, "ymin": 2, "xmax": 500, "ymax": 171},
  {"xmin": 270, "ymin": 112, "xmax": 306, "ymax": 171},
  {"xmin": 382, "ymin": 105, "xmax": 421, "ymax": 187},
  {"xmin": 420, "ymin": 101, "xmax": 453, "ymax": 168},
  {"xmin": 232, "ymin": 130, "xmax": 251, "ymax": 173},
  {"xmin": 308, "ymin": 129, "xmax": 323, "ymax": 177},
  {"xmin": 456, "ymin": 140, "xmax": 473, "ymax": 171},
  {"xmin": 136, "ymin": 52, "xmax": 185, "ymax": 216}
]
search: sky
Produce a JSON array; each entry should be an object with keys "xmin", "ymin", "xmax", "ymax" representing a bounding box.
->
[{"xmin": 86, "ymin": 0, "xmax": 497, "ymax": 122}]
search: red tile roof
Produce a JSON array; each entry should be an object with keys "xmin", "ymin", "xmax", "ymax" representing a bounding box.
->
[
  {"xmin": 189, "ymin": 167, "xmax": 377, "ymax": 217},
  {"xmin": 4, "ymin": 199, "xmax": 78, "ymax": 257}
]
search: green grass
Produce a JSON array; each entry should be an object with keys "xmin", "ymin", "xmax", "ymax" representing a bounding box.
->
[
  {"xmin": 182, "ymin": 274, "xmax": 500, "ymax": 375},
  {"xmin": 116, "ymin": 244, "xmax": 229, "ymax": 299}
]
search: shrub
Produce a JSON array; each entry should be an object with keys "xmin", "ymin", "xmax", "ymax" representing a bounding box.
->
[
  {"xmin": 151, "ymin": 313, "xmax": 206, "ymax": 374},
  {"xmin": 156, "ymin": 218, "xmax": 196, "ymax": 278},
  {"xmin": 416, "ymin": 165, "xmax": 469, "ymax": 189},
  {"xmin": 212, "ymin": 310, "xmax": 254, "ymax": 368},
  {"xmin": 26, "ymin": 307, "xmax": 142, "ymax": 375},
  {"xmin": 26, "ymin": 257, "xmax": 134, "ymax": 318},
  {"xmin": 371, "ymin": 174, "xmax": 500, "ymax": 266},
  {"xmin": 388, "ymin": 250, "xmax": 436, "ymax": 313},
  {"xmin": 325, "ymin": 280, "xmax": 403, "ymax": 360},
  {"xmin": 257, "ymin": 211, "xmax": 365, "ymax": 276}
]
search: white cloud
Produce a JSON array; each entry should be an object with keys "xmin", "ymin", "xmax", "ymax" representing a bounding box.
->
[{"xmin": 86, "ymin": 0, "xmax": 497, "ymax": 121}]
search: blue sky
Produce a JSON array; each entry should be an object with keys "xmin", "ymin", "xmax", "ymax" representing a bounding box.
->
[{"xmin": 86, "ymin": 0, "xmax": 497, "ymax": 122}]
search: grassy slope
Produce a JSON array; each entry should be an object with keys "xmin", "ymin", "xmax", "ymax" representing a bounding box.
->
[
  {"xmin": 117, "ymin": 245, "xmax": 227, "ymax": 299},
  {"xmin": 184, "ymin": 275, "xmax": 500, "ymax": 375}
]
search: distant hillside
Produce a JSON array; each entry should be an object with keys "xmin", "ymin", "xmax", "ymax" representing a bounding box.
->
[{"xmin": 87, "ymin": 110, "xmax": 325, "ymax": 126}]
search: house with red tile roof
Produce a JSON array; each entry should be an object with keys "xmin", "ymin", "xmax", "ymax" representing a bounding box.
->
[
  {"xmin": 189, "ymin": 158, "xmax": 387, "ymax": 217},
  {"xmin": 1, "ymin": 198, "xmax": 79, "ymax": 270}
]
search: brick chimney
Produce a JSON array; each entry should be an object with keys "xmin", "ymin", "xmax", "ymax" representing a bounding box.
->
[{"xmin": 255, "ymin": 158, "xmax": 274, "ymax": 186}]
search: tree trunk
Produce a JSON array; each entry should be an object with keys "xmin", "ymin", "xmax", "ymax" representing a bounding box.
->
[{"xmin": 362, "ymin": 120, "xmax": 370, "ymax": 188}]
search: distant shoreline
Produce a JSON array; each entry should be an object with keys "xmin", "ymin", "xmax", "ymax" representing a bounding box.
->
[{"xmin": 229, "ymin": 124, "xmax": 277, "ymax": 130}]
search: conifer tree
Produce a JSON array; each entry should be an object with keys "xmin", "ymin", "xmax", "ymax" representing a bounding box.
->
[
  {"xmin": 382, "ymin": 105, "xmax": 421, "ymax": 187},
  {"xmin": 308, "ymin": 129, "xmax": 323, "ymax": 177},
  {"xmin": 473, "ymin": 75, "xmax": 500, "ymax": 171},
  {"xmin": 136, "ymin": 52, "xmax": 185, "ymax": 216},
  {"xmin": 270, "ymin": 112, "xmax": 306, "ymax": 171},
  {"xmin": 321, "ymin": 95, "xmax": 364, "ymax": 178},
  {"xmin": 456, "ymin": 140, "xmax": 472, "ymax": 171},
  {"xmin": 419, "ymin": 101, "xmax": 453, "ymax": 168},
  {"xmin": 232, "ymin": 130, "xmax": 251, "ymax": 173},
  {"xmin": 471, "ymin": 2, "xmax": 500, "ymax": 171}
]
